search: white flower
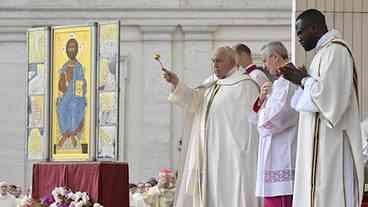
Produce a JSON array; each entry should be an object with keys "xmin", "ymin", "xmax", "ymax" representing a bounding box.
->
[
  {"xmin": 81, "ymin": 192, "xmax": 90, "ymax": 203},
  {"xmin": 66, "ymin": 192, "xmax": 75, "ymax": 200},
  {"xmin": 19, "ymin": 196, "xmax": 32, "ymax": 207},
  {"xmin": 52, "ymin": 187, "xmax": 65, "ymax": 197},
  {"xmin": 73, "ymin": 191, "xmax": 83, "ymax": 201},
  {"xmin": 49, "ymin": 202, "xmax": 58, "ymax": 207},
  {"xmin": 51, "ymin": 187, "xmax": 68, "ymax": 203},
  {"xmin": 46, "ymin": 187, "xmax": 99, "ymax": 207}
]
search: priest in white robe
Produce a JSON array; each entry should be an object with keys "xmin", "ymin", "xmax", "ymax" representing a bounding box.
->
[
  {"xmin": 161, "ymin": 46, "xmax": 260, "ymax": 207},
  {"xmin": 280, "ymin": 9, "xmax": 364, "ymax": 207},
  {"xmin": 143, "ymin": 168, "xmax": 176, "ymax": 207},
  {"xmin": 252, "ymin": 41, "xmax": 299, "ymax": 207},
  {"xmin": 234, "ymin": 43, "xmax": 270, "ymax": 88}
]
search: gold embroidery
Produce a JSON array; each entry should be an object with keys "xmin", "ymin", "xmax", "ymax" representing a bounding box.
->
[
  {"xmin": 310, "ymin": 114, "xmax": 320, "ymax": 207},
  {"xmin": 310, "ymin": 53, "xmax": 323, "ymax": 207},
  {"xmin": 204, "ymin": 83, "xmax": 221, "ymax": 125},
  {"xmin": 200, "ymin": 82, "xmax": 221, "ymax": 206}
]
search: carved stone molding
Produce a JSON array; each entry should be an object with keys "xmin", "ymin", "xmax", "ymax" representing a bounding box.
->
[
  {"xmin": 181, "ymin": 26, "xmax": 218, "ymax": 41},
  {"xmin": 0, "ymin": 8, "xmax": 291, "ymax": 43},
  {"xmin": 140, "ymin": 26, "xmax": 177, "ymax": 41}
]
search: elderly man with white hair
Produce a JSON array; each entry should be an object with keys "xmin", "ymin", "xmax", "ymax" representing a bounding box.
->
[
  {"xmin": 252, "ymin": 41, "xmax": 299, "ymax": 207},
  {"xmin": 0, "ymin": 182, "xmax": 17, "ymax": 207},
  {"xmin": 161, "ymin": 46, "xmax": 260, "ymax": 207}
]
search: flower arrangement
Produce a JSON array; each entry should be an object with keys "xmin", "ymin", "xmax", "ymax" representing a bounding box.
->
[{"xmin": 19, "ymin": 187, "xmax": 103, "ymax": 207}]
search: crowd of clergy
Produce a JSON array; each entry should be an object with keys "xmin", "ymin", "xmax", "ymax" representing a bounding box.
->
[
  {"xmin": 129, "ymin": 168, "xmax": 176, "ymax": 207},
  {"xmin": 159, "ymin": 8, "xmax": 366, "ymax": 207},
  {"xmin": 0, "ymin": 181, "xmax": 26, "ymax": 207},
  {"xmin": 0, "ymin": 8, "xmax": 366, "ymax": 207}
]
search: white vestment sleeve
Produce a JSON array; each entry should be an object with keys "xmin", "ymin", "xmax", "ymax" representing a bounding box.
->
[
  {"xmin": 291, "ymin": 78, "xmax": 319, "ymax": 113},
  {"xmin": 168, "ymin": 81, "xmax": 194, "ymax": 108},
  {"xmin": 259, "ymin": 80, "xmax": 298, "ymax": 134},
  {"xmin": 292, "ymin": 44, "xmax": 354, "ymax": 128},
  {"xmin": 168, "ymin": 81, "xmax": 203, "ymax": 113},
  {"xmin": 245, "ymin": 80, "xmax": 261, "ymax": 154},
  {"xmin": 248, "ymin": 111, "xmax": 259, "ymax": 125}
]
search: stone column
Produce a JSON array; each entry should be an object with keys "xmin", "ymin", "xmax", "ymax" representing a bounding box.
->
[{"xmin": 140, "ymin": 26, "xmax": 177, "ymax": 179}]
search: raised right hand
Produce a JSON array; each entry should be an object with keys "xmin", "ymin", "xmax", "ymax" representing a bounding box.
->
[{"xmin": 161, "ymin": 68, "xmax": 179, "ymax": 87}]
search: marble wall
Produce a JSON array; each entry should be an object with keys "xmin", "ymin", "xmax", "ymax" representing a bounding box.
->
[{"xmin": 0, "ymin": 0, "xmax": 291, "ymax": 187}]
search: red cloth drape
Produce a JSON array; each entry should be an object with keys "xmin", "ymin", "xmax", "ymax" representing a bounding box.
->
[
  {"xmin": 32, "ymin": 161, "xmax": 129, "ymax": 207},
  {"xmin": 264, "ymin": 195, "xmax": 292, "ymax": 207},
  {"xmin": 363, "ymin": 194, "xmax": 368, "ymax": 207}
]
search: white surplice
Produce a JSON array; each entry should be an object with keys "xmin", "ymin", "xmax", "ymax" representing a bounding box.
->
[
  {"xmin": 361, "ymin": 120, "xmax": 368, "ymax": 161},
  {"xmin": 291, "ymin": 30, "xmax": 364, "ymax": 207},
  {"xmin": 242, "ymin": 64, "xmax": 270, "ymax": 89},
  {"xmin": 255, "ymin": 77, "xmax": 299, "ymax": 197},
  {"xmin": 170, "ymin": 69, "xmax": 260, "ymax": 207}
]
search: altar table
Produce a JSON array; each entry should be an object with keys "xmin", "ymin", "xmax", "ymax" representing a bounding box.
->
[{"xmin": 32, "ymin": 161, "xmax": 129, "ymax": 207}]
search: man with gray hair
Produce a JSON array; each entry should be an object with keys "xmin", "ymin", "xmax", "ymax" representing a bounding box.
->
[
  {"xmin": 253, "ymin": 41, "xmax": 298, "ymax": 207},
  {"xmin": 161, "ymin": 46, "xmax": 260, "ymax": 207},
  {"xmin": 0, "ymin": 182, "xmax": 17, "ymax": 207}
]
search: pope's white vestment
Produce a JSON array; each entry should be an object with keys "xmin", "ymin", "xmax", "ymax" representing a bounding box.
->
[
  {"xmin": 291, "ymin": 30, "xmax": 364, "ymax": 207},
  {"xmin": 170, "ymin": 69, "xmax": 260, "ymax": 207}
]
